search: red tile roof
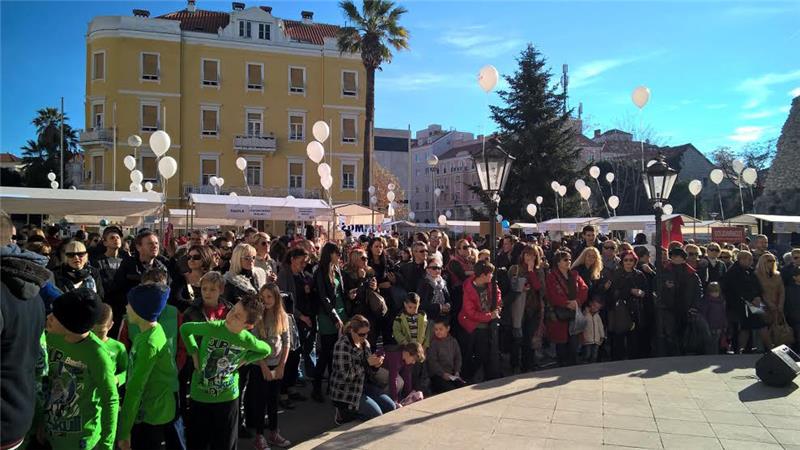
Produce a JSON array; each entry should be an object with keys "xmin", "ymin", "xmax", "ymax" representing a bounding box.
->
[
  {"xmin": 156, "ymin": 8, "xmax": 340, "ymax": 45},
  {"xmin": 0, "ymin": 153, "xmax": 21, "ymax": 163}
]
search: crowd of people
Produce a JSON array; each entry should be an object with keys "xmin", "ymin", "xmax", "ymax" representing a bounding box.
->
[{"xmin": 2, "ymin": 212, "xmax": 800, "ymax": 450}]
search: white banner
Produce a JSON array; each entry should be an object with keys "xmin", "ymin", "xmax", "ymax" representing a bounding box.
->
[
  {"xmin": 523, "ymin": 227, "xmax": 536, "ymax": 234},
  {"xmin": 296, "ymin": 208, "xmax": 314, "ymax": 220},
  {"xmin": 599, "ymin": 223, "xmax": 609, "ymax": 235},
  {"xmin": 226, "ymin": 204, "xmax": 249, "ymax": 219},
  {"xmin": 644, "ymin": 222, "xmax": 656, "ymax": 235},
  {"xmin": 250, "ymin": 206, "xmax": 272, "ymax": 220}
]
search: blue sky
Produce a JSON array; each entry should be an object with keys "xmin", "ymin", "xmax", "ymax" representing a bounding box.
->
[{"xmin": 2, "ymin": 1, "xmax": 799, "ymax": 156}]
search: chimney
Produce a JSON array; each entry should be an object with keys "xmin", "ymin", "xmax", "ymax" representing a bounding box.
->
[
  {"xmin": 594, "ymin": 129, "xmax": 601, "ymax": 138},
  {"xmin": 133, "ymin": 9, "xmax": 150, "ymax": 17},
  {"xmin": 232, "ymin": 2, "xmax": 245, "ymax": 11},
  {"xmin": 301, "ymin": 10, "xmax": 313, "ymax": 23},
  {"xmin": 260, "ymin": 5, "xmax": 272, "ymax": 13},
  {"xmin": 187, "ymin": 0, "xmax": 196, "ymax": 12}
]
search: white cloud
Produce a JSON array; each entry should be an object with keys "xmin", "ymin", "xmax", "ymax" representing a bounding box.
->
[
  {"xmin": 439, "ymin": 25, "xmax": 524, "ymax": 58},
  {"xmin": 378, "ymin": 72, "xmax": 473, "ymax": 92},
  {"xmin": 791, "ymin": 87, "xmax": 800, "ymax": 97},
  {"xmin": 728, "ymin": 126, "xmax": 767, "ymax": 143},
  {"xmin": 569, "ymin": 51, "xmax": 664, "ymax": 90},
  {"xmin": 737, "ymin": 69, "xmax": 800, "ymax": 109}
]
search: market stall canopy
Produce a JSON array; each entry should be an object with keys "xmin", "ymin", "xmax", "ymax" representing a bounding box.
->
[
  {"xmin": 509, "ymin": 222, "xmax": 539, "ymax": 233},
  {"xmin": 415, "ymin": 220, "xmax": 483, "ymax": 233},
  {"xmin": 190, "ymin": 193, "xmax": 333, "ymax": 222},
  {"xmin": 333, "ymin": 203, "xmax": 384, "ymax": 225},
  {"xmin": 165, "ymin": 209, "xmax": 249, "ymax": 228},
  {"xmin": 0, "ymin": 187, "xmax": 163, "ymax": 218},
  {"xmin": 63, "ymin": 215, "xmax": 144, "ymax": 227},
  {"xmin": 538, "ymin": 217, "xmax": 602, "ymax": 233},
  {"xmin": 723, "ymin": 214, "xmax": 800, "ymax": 233},
  {"xmin": 598, "ymin": 214, "xmax": 699, "ymax": 231}
]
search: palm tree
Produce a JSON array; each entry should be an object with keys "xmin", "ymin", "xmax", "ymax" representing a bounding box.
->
[
  {"xmin": 337, "ymin": 0, "xmax": 409, "ymax": 205},
  {"xmin": 18, "ymin": 108, "xmax": 79, "ymax": 187}
]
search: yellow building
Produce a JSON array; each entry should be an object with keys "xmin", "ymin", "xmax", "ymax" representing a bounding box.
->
[{"xmin": 80, "ymin": 1, "xmax": 365, "ymax": 209}]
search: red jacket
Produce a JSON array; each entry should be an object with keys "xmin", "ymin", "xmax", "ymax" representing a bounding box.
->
[
  {"xmin": 458, "ymin": 275, "xmax": 503, "ymax": 334},
  {"xmin": 545, "ymin": 269, "xmax": 588, "ymax": 344}
]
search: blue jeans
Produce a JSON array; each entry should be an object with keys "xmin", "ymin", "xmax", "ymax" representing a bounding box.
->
[{"xmin": 358, "ymin": 383, "xmax": 396, "ymax": 420}]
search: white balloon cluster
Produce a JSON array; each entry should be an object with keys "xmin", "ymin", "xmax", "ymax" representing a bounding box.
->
[
  {"xmin": 123, "ymin": 132, "xmax": 176, "ymax": 193},
  {"xmin": 306, "ymin": 121, "xmax": 332, "ymax": 193},
  {"xmin": 47, "ymin": 172, "xmax": 58, "ymax": 189}
]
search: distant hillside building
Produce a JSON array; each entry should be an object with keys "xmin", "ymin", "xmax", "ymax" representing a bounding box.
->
[{"xmin": 0, "ymin": 153, "xmax": 23, "ymax": 171}]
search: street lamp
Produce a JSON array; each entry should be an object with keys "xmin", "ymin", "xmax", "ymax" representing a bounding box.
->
[
  {"xmin": 427, "ymin": 154, "xmax": 439, "ymax": 222},
  {"xmin": 643, "ymin": 152, "xmax": 678, "ymax": 356},
  {"xmin": 476, "ymin": 141, "xmax": 515, "ymax": 260}
]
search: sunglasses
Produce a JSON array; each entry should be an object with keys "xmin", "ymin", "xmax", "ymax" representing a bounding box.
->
[
  {"xmin": 687, "ymin": 253, "xmax": 699, "ymax": 257},
  {"xmin": 461, "ymin": 246, "xmax": 470, "ymax": 250},
  {"xmin": 66, "ymin": 252, "xmax": 87, "ymax": 258},
  {"xmin": 360, "ymin": 255, "xmax": 368, "ymax": 261},
  {"xmin": 259, "ymin": 241, "xmax": 270, "ymax": 247},
  {"xmin": 188, "ymin": 254, "xmax": 202, "ymax": 261},
  {"xmin": 417, "ymin": 250, "xmax": 429, "ymax": 254},
  {"xmin": 428, "ymin": 266, "xmax": 442, "ymax": 271},
  {"xmin": 603, "ymin": 246, "xmax": 615, "ymax": 250},
  {"xmin": 709, "ymin": 248, "xmax": 720, "ymax": 252},
  {"xmin": 241, "ymin": 256, "xmax": 256, "ymax": 261},
  {"xmin": 355, "ymin": 331, "xmax": 369, "ymax": 337}
]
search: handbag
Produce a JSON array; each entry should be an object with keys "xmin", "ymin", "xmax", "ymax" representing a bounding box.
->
[
  {"xmin": 608, "ymin": 299, "xmax": 633, "ymax": 334},
  {"xmin": 770, "ymin": 315, "xmax": 796, "ymax": 346},
  {"xmin": 570, "ymin": 308, "xmax": 588, "ymax": 336},
  {"xmin": 366, "ymin": 289, "xmax": 388, "ymax": 317}
]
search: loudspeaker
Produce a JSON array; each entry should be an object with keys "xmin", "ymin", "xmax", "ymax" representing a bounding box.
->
[{"xmin": 755, "ymin": 345, "xmax": 800, "ymax": 387}]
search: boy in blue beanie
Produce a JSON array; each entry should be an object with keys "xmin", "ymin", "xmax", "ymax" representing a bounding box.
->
[{"xmin": 117, "ymin": 269, "xmax": 178, "ymax": 450}]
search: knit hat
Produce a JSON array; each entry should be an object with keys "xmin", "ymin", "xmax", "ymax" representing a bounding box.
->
[
  {"xmin": 127, "ymin": 283, "xmax": 169, "ymax": 322},
  {"xmin": 669, "ymin": 247, "xmax": 688, "ymax": 259},
  {"xmin": 52, "ymin": 288, "xmax": 101, "ymax": 334}
]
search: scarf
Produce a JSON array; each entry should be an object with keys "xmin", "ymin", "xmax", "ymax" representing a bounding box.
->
[
  {"xmin": 63, "ymin": 265, "xmax": 91, "ymax": 283},
  {"xmin": 427, "ymin": 273, "xmax": 447, "ymax": 306},
  {"xmin": 557, "ymin": 269, "xmax": 577, "ymax": 300}
]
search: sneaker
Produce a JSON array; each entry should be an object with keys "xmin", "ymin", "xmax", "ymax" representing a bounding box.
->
[
  {"xmin": 267, "ymin": 431, "xmax": 292, "ymax": 448},
  {"xmin": 254, "ymin": 434, "xmax": 270, "ymax": 450}
]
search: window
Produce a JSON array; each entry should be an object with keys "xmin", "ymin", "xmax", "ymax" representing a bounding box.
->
[
  {"xmin": 202, "ymin": 59, "xmax": 219, "ymax": 86},
  {"xmin": 141, "ymin": 156, "xmax": 157, "ymax": 181},
  {"xmin": 289, "ymin": 162, "xmax": 304, "ymax": 189},
  {"xmin": 246, "ymin": 111, "xmax": 263, "ymax": 136},
  {"xmin": 201, "ymin": 107, "xmax": 218, "ymax": 136},
  {"xmin": 140, "ymin": 103, "xmax": 159, "ymax": 131},
  {"xmin": 288, "ymin": 113, "xmax": 305, "ymax": 141},
  {"xmin": 342, "ymin": 71, "xmax": 357, "ymax": 97},
  {"xmin": 341, "ymin": 116, "xmax": 357, "ymax": 143},
  {"xmin": 92, "ymin": 155, "xmax": 103, "ymax": 184},
  {"xmin": 141, "ymin": 53, "xmax": 159, "ymax": 81},
  {"xmin": 246, "ymin": 161, "xmax": 262, "ymax": 186},
  {"xmin": 258, "ymin": 23, "xmax": 270, "ymax": 40},
  {"xmin": 239, "ymin": 20, "xmax": 252, "ymax": 38},
  {"xmin": 201, "ymin": 158, "xmax": 218, "ymax": 185},
  {"xmin": 289, "ymin": 67, "xmax": 305, "ymax": 94},
  {"xmin": 342, "ymin": 163, "xmax": 355, "ymax": 189},
  {"xmin": 247, "ymin": 63, "xmax": 263, "ymax": 90},
  {"xmin": 92, "ymin": 103, "xmax": 104, "ymax": 130},
  {"xmin": 415, "ymin": 202, "xmax": 419, "ymax": 210},
  {"xmin": 425, "ymin": 201, "xmax": 429, "ymax": 209},
  {"xmin": 92, "ymin": 52, "xmax": 105, "ymax": 80}
]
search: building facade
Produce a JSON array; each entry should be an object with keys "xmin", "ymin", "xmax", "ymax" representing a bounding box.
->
[
  {"xmin": 432, "ymin": 142, "xmax": 485, "ymax": 221},
  {"xmin": 373, "ymin": 127, "xmax": 410, "ymax": 194},
  {"xmin": 80, "ymin": 1, "xmax": 365, "ymax": 206}
]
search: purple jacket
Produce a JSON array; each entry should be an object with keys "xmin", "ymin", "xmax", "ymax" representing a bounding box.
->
[{"xmin": 698, "ymin": 294, "xmax": 727, "ymax": 331}]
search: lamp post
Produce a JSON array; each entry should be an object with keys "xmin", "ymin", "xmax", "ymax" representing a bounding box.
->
[
  {"xmin": 427, "ymin": 154, "xmax": 439, "ymax": 223},
  {"xmin": 476, "ymin": 142, "xmax": 515, "ymax": 261},
  {"xmin": 643, "ymin": 152, "xmax": 678, "ymax": 354}
]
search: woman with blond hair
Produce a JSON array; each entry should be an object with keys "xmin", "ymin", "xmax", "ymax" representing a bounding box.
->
[
  {"xmin": 756, "ymin": 252, "xmax": 785, "ymax": 341},
  {"xmin": 572, "ymin": 247, "xmax": 606, "ymax": 302},
  {"xmin": 53, "ymin": 239, "xmax": 104, "ymax": 299},
  {"xmin": 224, "ymin": 243, "xmax": 268, "ymax": 303}
]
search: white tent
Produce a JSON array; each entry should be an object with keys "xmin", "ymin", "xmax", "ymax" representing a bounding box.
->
[
  {"xmin": 190, "ymin": 193, "xmax": 333, "ymax": 222},
  {"xmin": 416, "ymin": 220, "xmax": 483, "ymax": 233},
  {"xmin": 509, "ymin": 222, "xmax": 539, "ymax": 233},
  {"xmin": 538, "ymin": 217, "xmax": 602, "ymax": 233},
  {"xmin": 0, "ymin": 187, "xmax": 163, "ymax": 218},
  {"xmin": 598, "ymin": 214, "xmax": 699, "ymax": 231},
  {"xmin": 165, "ymin": 209, "xmax": 249, "ymax": 228},
  {"xmin": 722, "ymin": 214, "xmax": 800, "ymax": 233},
  {"xmin": 332, "ymin": 203, "xmax": 384, "ymax": 225}
]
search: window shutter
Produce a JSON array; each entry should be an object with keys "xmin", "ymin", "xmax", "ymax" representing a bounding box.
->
[
  {"xmin": 202, "ymin": 159, "xmax": 217, "ymax": 175},
  {"xmin": 142, "ymin": 54, "xmax": 158, "ymax": 77},
  {"xmin": 142, "ymin": 157, "xmax": 157, "ymax": 179},
  {"xmin": 203, "ymin": 60, "xmax": 218, "ymax": 82},
  {"xmin": 93, "ymin": 53, "xmax": 104, "ymax": 79},
  {"xmin": 202, "ymin": 109, "xmax": 217, "ymax": 132},
  {"xmin": 93, "ymin": 157, "xmax": 103, "ymax": 183},
  {"xmin": 290, "ymin": 68, "xmax": 303, "ymax": 88},
  {"xmin": 142, "ymin": 105, "xmax": 158, "ymax": 128},
  {"xmin": 343, "ymin": 118, "xmax": 356, "ymax": 139},
  {"xmin": 248, "ymin": 64, "xmax": 262, "ymax": 86},
  {"xmin": 343, "ymin": 72, "xmax": 356, "ymax": 93},
  {"xmin": 290, "ymin": 163, "xmax": 302, "ymax": 176}
]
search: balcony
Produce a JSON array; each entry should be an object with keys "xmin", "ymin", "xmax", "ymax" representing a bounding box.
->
[
  {"xmin": 234, "ymin": 133, "xmax": 277, "ymax": 154},
  {"xmin": 79, "ymin": 128, "xmax": 114, "ymax": 147},
  {"xmin": 79, "ymin": 182, "xmax": 113, "ymax": 191},
  {"xmin": 183, "ymin": 184, "xmax": 322, "ymax": 199}
]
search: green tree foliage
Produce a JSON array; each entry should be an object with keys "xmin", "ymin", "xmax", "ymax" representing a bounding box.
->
[{"xmin": 20, "ymin": 107, "xmax": 79, "ymax": 188}]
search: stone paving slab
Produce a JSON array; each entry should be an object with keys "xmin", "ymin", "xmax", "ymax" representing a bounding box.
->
[{"xmin": 296, "ymin": 355, "xmax": 800, "ymax": 449}]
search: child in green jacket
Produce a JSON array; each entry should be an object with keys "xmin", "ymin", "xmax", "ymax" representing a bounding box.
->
[
  {"xmin": 92, "ymin": 303, "xmax": 128, "ymax": 387},
  {"xmin": 393, "ymin": 292, "xmax": 429, "ymax": 348},
  {"xmin": 181, "ymin": 292, "xmax": 271, "ymax": 450},
  {"xmin": 43, "ymin": 289, "xmax": 119, "ymax": 450}
]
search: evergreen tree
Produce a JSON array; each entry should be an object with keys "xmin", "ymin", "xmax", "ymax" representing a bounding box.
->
[{"xmin": 481, "ymin": 44, "xmax": 581, "ymax": 221}]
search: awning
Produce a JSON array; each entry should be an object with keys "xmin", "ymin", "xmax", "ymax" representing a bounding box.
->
[
  {"xmin": 166, "ymin": 209, "xmax": 249, "ymax": 228},
  {"xmin": 332, "ymin": 203, "xmax": 384, "ymax": 225},
  {"xmin": 723, "ymin": 214, "xmax": 800, "ymax": 233},
  {"xmin": 538, "ymin": 217, "xmax": 602, "ymax": 233},
  {"xmin": 0, "ymin": 187, "xmax": 163, "ymax": 218},
  {"xmin": 63, "ymin": 215, "xmax": 145, "ymax": 227},
  {"xmin": 190, "ymin": 193, "xmax": 333, "ymax": 222},
  {"xmin": 509, "ymin": 222, "xmax": 539, "ymax": 233},
  {"xmin": 598, "ymin": 214, "xmax": 699, "ymax": 231}
]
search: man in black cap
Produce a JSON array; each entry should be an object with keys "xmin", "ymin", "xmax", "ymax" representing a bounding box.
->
[{"xmin": 654, "ymin": 247, "xmax": 703, "ymax": 356}]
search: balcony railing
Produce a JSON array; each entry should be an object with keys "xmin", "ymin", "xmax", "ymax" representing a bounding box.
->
[
  {"xmin": 79, "ymin": 128, "xmax": 114, "ymax": 146},
  {"xmin": 234, "ymin": 134, "xmax": 277, "ymax": 154},
  {"xmin": 79, "ymin": 182, "xmax": 113, "ymax": 191},
  {"xmin": 183, "ymin": 184, "xmax": 322, "ymax": 199}
]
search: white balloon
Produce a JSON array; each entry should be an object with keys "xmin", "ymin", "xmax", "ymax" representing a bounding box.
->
[
  {"xmin": 229, "ymin": 192, "xmax": 238, "ymax": 197},
  {"xmin": 387, "ymin": 204, "xmax": 395, "ymax": 217},
  {"xmin": 438, "ymin": 214, "xmax": 448, "ymax": 226},
  {"xmin": 710, "ymin": 169, "xmax": 724, "ymax": 185},
  {"xmin": 317, "ymin": 163, "xmax": 331, "ymax": 178},
  {"xmin": 386, "ymin": 191, "xmax": 396, "ymax": 202},
  {"xmin": 662, "ymin": 204, "xmax": 674, "ymax": 215},
  {"xmin": 144, "ymin": 181, "xmax": 154, "ymax": 192},
  {"xmin": 446, "ymin": 210, "xmax": 452, "ymax": 218},
  {"xmin": 558, "ymin": 185, "xmax": 567, "ymax": 197},
  {"xmin": 688, "ymin": 179, "xmax": 703, "ymax": 196},
  {"xmin": 158, "ymin": 156, "xmax": 178, "ymax": 179},
  {"xmin": 321, "ymin": 175, "xmax": 333, "ymax": 190},
  {"xmin": 236, "ymin": 157, "xmax": 248, "ymax": 172},
  {"xmin": 127, "ymin": 134, "xmax": 142, "ymax": 148},
  {"xmin": 47, "ymin": 172, "xmax": 56, "ymax": 182},
  {"xmin": 50, "ymin": 181, "xmax": 59, "ymax": 189},
  {"xmin": 608, "ymin": 195, "xmax": 620, "ymax": 210},
  {"xmin": 70, "ymin": 186, "xmax": 77, "ymax": 190},
  {"xmin": 589, "ymin": 166, "xmax": 600, "ymax": 179},
  {"xmin": 312, "ymin": 121, "xmax": 330, "ymax": 143},
  {"xmin": 286, "ymin": 195, "xmax": 296, "ymax": 200},
  {"xmin": 575, "ymin": 179, "xmax": 586, "ymax": 190},
  {"xmin": 550, "ymin": 181, "xmax": 560, "ymax": 191},
  {"xmin": 130, "ymin": 170, "xmax": 144, "ymax": 184},
  {"xmin": 368, "ymin": 185, "xmax": 376, "ymax": 195},
  {"xmin": 496, "ymin": 214, "xmax": 503, "ymax": 222},
  {"xmin": 388, "ymin": 183, "xmax": 396, "ymax": 191},
  {"xmin": 408, "ymin": 211, "xmax": 416, "ymax": 220},
  {"xmin": 606, "ymin": 172, "xmax": 615, "ymax": 183},
  {"xmin": 306, "ymin": 141, "xmax": 325, "ymax": 164},
  {"xmin": 370, "ymin": 195, "xmax": 378, "ymax": 205},
  {"xmin": 732, "ymin": 159, "xmax": 745, "ymax": 174},
  {"xmin": 124, "ymin": 155, "xmax": 136, "ymax": 171},
  {"xmin": 209, "ymin": 176, "xmax": 219, "ymax": 187},
  {"xmin": 434, "ymin": 188, "xmax": 442, "ymax": 197},
  {"xmin": 535, "ymin": 196, "xmax": 543, "ymax": 205},
  {"xmin": 631, "ymin": 86, "xmax": 651, "ymax": 109},
  {"xmin": 129, "ymin": 182, "xmax": 138, "ymax": 192},
  {"xmin": 580, "ymin": 186, "xmax": 591, "ymax": 200},
  {"xmin": 526, "ymin": 204, "xmax": 537, "ymax": 217},
  {"xmin": 647, "ymin": 159, "xmax": 657, "ymax": 167},
  {"xmin": 217, "ymin": 177, "xmax": 224, "ymax": 187},
  {"xmin": 149, "ymin": 130, "xmax": 171, "ymax": 157},
  {"xmin": 477, "ymin": 65, "xmax": 499, "ymax": 93},
  {"xmin": 742, "ymin": 167, "xmax": 757, "ymax": 185}
]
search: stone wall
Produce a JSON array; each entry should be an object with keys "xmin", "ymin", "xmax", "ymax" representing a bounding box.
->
[{"xmin": 756, "ymin": 96, "xmax": 800, "ymax": 215}]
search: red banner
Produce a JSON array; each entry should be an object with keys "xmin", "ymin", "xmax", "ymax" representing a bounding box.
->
[{"xmin": 711, "ymin": 226, "xmax": 746, "ymax": 244}]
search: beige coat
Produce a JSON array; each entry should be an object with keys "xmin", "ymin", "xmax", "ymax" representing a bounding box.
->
[
  {"xmin": 582, "ymin": 311, "xmax": 605, "ymax": 345},
  {"xmin": 756, "ymin": 272, "xmax": 785, "ymax": 321}
]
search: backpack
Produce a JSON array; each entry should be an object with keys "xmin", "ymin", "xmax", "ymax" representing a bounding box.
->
[{"xmin": 682, "ymin": 311, "xmax": 712, "ymax": 354}]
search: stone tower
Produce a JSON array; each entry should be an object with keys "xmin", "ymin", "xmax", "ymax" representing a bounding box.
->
[{"xmin": 755, "ymin": 96, "xmax": 800, "ymax": 215}]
